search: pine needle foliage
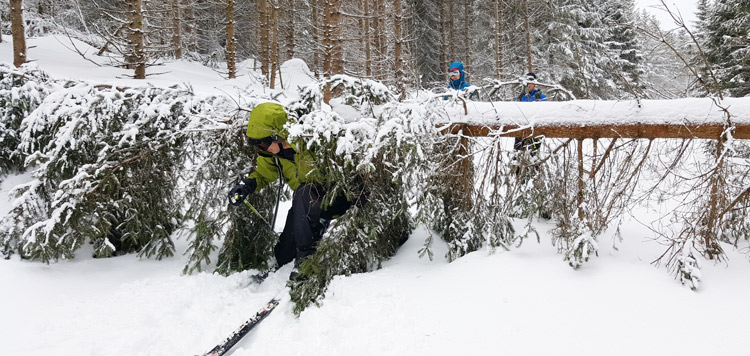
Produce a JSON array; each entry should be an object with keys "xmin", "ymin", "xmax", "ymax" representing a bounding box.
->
[
  {"xmin": 285, "ymin": 76, "xmax": 421, "ymax": 314},
  {"xmin": 180, "ymin": 105, "xmax": 287, "ymax": 276},
  {"xmin": 0, "ymin": 78, "xmax": 220, "ymax": 261},
  {"xmin": 420, "ymin": 134, "xmax": 481, "ymax": 262},
  {"xmin": 0, "ymin": 64, "xmax": 50, "ymax": 180}
]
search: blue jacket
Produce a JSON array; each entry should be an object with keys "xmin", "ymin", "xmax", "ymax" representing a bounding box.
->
[
  {"xmin": 447, "ymin": 62, "xmax": 471, "ymax": 91},
  {"xmin": 516, "ymin": 88, "xmax": 547, "ymax": 102}
]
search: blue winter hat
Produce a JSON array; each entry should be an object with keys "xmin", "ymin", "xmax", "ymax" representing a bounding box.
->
[{"xmin": 448, "ymin": 62, "xmax": 465, "ymax": 72}]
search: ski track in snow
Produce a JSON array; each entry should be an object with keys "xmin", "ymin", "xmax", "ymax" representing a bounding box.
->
[{"xmin": 2, "ymin": 35, "xmax": 750, "ymax": 356}]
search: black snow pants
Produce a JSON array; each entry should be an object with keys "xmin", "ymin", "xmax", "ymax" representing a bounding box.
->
[{"xmin": 273, "ymin": 183, "xmax": 352, "ymax": 267}]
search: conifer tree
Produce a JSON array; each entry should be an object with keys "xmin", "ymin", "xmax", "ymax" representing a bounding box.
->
[
  {"xmin": 0, "ymin": 78, "xmax": 224, "ymax": 261},
  {"xmin": 0, "ymin": 65, "xmax": 50, "ymax": 192},
  {"xmin": 407, "ymin": 0, "xmax": 443, "ymax": 87},
  {"xmin": 704, "ymin": 0, "xmax": 750, "ymax": 97},
  {"xmin": 602, "ymin": 0, "xmax": 645, "ymax": 92}
]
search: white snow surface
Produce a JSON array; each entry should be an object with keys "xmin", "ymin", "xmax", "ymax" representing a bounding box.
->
[
  {"xmin": 2, "ymin": 35, "xmax": 750, "ymax": 356},
  {"xmin": 441, "ymin": 97, "xmax": 750, "ymax": 126}
]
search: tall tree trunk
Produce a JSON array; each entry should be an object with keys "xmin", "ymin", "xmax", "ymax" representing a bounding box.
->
[
  {"xmin": 10, "ymin": 0, "xmax": 26, "ymax": 67},
  {"xmin": 323, "ymin": 0, "xmax": 333, "ymax": 103},
  {"xmin": 311, "ymin": 0, "xmax": 320, "ymax": 77},
  {"xmin": 285, "ymin": 0, "xmax": 295, "ymax": 61},
  {"xmin": 523, "ymin": 0, "xmax": 532, "ymax": 72},
  {"xmin": 270, "ymin": 3, "xmax": 279, "ymax": 89},
  {"xmin": 495, "ymin": 0, "xmax": 503, "ymax": 78},
  {"xmin": 703, "ymin": 138, "xmax": 727, "ymax": 260},
  {"xmin": 577, "ymin": 138, "xmax": 585, "ymax": 220},
  {"xmin": 449, "ymin": 0, "xmax": 455, "ymax": 62},
  {"xmin": 323, "ymin": 0, "xmax": 343, "ymax": 104},
  {"xmin": 440, "ymin": 0, "xmax": 447, "ymax": 75},
  {"xmin": 172, "ymin": 0, "xmax": 182, "ymax": 58},
  {"xmin": 226, "ymin": 0, "xmax": 237, "ymax": 79},
  {"xmin": 361, "ymin": 0, "xmax": 372, "ymax": 78},
  {"xmin": 332, "ymin": 0, "xmax": 344, "ymax": 76},
  {"xmin": 171, "ymin": 0, "xmax": 182, "ymax": 59},
  {"xmin": 258, "ymin": 0, "xmax": 270, "ymax": 78},
  {"xmin": 376, "ymin": 0, "xmax": 387, "ymax": 82},
  {"xmin": 394, "ymin": 0, "xmax": 404, "ymax": 99},
  {"xmin": 128, "ymin": 0, "xmax": 146, "ymax": 79},
  {"xmin": 183, "ymin": 1, "xmax": 196, "ymax": 53},
  {"xmin": 463, "ymin": 0, "xmax": 471, "ymax": 82}
]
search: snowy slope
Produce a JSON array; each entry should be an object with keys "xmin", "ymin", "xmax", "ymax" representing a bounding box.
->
[{"xmin": 2, "ymin": 35, "xmax": 750, "ymax": 356}]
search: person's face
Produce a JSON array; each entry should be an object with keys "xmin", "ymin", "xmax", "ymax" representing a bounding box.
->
[
  {"xmin": 449, "ymin": 69, "xmax": 460, "ymax": 80},
  {"xmin": 267, "ymin": 141, "xmax": 281, "ymax": 154},
  {"xmin": 528, "ymin": 83, "xmax": 535, "ymax": 92}
]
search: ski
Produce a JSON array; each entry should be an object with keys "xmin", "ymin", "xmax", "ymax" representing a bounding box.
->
[{"xmin": 196, "ymin": 297, "xmax": 281, "ymax": 356}]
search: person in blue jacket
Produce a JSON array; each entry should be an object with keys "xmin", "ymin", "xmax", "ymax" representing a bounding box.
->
[
  {"xmin": 514, "ymin": 72, "xmax": 547, "ymax": 152},
  {"xmin": 448, "ymin": 61, "xmax": 471, "ymax": 91},
  {"xmin": 445, "ymin": 61, "xmax": 478, "ymax": 100},
  {"xmin": 516, "ymin": 72, "xmax": 547, "ymax": 102}
]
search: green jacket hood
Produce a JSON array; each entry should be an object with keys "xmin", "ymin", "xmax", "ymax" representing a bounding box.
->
[{"xmin": 246, "ymin": 102, "xmax": 289, "ymax": 139}]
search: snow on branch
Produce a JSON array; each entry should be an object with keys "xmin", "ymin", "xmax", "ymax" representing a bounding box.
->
[{"xmin": 434, "ymin": 98, "xmax": 750, "ymax": 139}]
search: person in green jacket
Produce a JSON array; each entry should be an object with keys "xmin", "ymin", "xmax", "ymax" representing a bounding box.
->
[{"xmin": 227, "ymin": 102, "xmax": 351, "ymax": 278}]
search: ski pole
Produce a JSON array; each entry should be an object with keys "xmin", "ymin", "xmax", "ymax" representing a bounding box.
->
[{"xmin": 243, "ymin": 199, "xmax": 278, "ymax": 236}]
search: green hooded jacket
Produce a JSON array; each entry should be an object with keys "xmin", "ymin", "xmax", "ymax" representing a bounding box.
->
[{"xmin": 245, "ymin": 102, "xmax": 321, "ymax": 191}]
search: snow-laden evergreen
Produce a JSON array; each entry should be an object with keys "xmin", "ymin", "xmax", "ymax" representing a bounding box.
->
[
  {"xmin": 0, "ymin": 64, "xmax": 50, "ymax": 181},
  {"xmin": 704, "ymin": 0, "xmax": 750, "ymax": 97},
  {"xmin": 0, "ymin": 64, "xmax": 232, "ymax": 262}
]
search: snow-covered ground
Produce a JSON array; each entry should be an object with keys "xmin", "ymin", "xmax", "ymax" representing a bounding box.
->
[{"xmin": 2, "ymin": 35, "xmax": 750, "ymax": 356}]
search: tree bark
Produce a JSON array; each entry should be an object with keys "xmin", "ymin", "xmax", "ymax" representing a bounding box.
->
[
  {"xmin": 362, "ymin": 0, "xmax": 372, "ymax": 78},
  {"xmin": 172, "ymin": 0, "xmax": 182, "ymax": 59},
  {"xmin": 258, "ymin": 0, "xmax": 270, "ymax": 78},
  {"xmin": 311, "ymin": 0, "xmax": 320, "ymax": 77},
  {"xmin": 10, "ymin": 0, "xmax": 27, "ymax": 68},
  {"xmin": 322, "ymin": 0, "xmax": 343, "ymax": 104},
  {"xmin": 577, "ymin": 138, "xmax": 585, "ymax": 220},
  {"xmin": 226, "ymin": 0, "xmax": 237, "ymax": 79},
  {"xmin": 394, "ymin": 0, "xmax": 404, "ymax": 99},
  {"xmin": 127, "ymin": 0, "xmax": 146, "ymax": 79},
  {"xmin": 183, "ymin": 1, "xmax": 196, "ymax": 53},
  {"xmin": 331, "ymin": 0, "xmax": 344, "ymax": 75},
  {"xmin": 495, "ymin": 0, "xmax": 503, "ymax": 78},
  {"xmin": 464, "ymin": 0, "xmax": 471, "ymax": 82},
  {"xmin": 442, "ymin": 123, "xmax": 750, "ymax": 140},
  {"xmin": 703, "ymin": 138, "xmax": 726, "ymax": 259},
  {"xmin": 449, "ymin": 0, "xmax": 455, "ymax": 62},
  {"xmin": 285, "ymin": 0, "xmax": 295, "ymax": 61},
  {"xmin": 440, "ymin": 0, "xmax": 447, "ymax": 74},
  {"xmin": 375, "ymin": 0, "xmax": 387, "ymax": 82},
  {"xmin": 270, "ymin": 2, "xmax": 280, "ymax": 88},
  {"xmin": 523, "ymin": 0, "xmax": 532, "ymax": 72}
]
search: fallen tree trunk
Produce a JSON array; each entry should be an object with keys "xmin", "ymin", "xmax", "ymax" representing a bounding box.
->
[{"xmin": 438, "ymin": 98, "xmax": 750, "ymax": 139}]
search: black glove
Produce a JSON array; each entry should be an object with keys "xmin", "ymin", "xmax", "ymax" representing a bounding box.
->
[{"xmin": 228, "ymin": 178, "xmax": 257, "ymax": 206}]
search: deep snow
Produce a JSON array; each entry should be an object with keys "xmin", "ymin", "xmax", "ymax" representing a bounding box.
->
[{"xmin": 2, "ymin": 35, "xmax": 750, "ymax": 356}]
